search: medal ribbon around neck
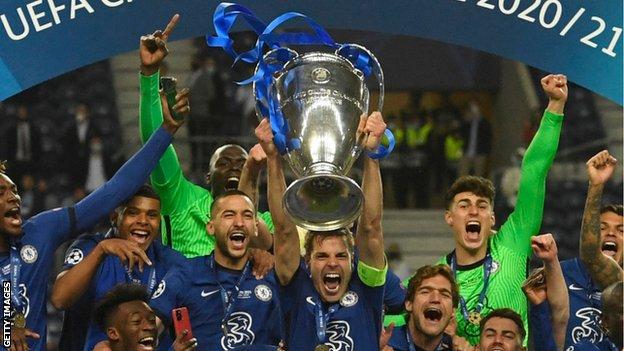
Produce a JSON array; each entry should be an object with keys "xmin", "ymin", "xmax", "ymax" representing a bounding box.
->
[
  {"xmin": 206, "ymin": 2, "xmax": 394, "ymax": 158},
  {"xmin": 449, "ymin": 248, "xmax": 493, "ymax": 325},
  {"xmin": 209, "ymin": 255, "xmax": 252, "ymax": 336},
  {"xmin": 8, "ymin": 245, "xmax": 24, "ymax": 317}
]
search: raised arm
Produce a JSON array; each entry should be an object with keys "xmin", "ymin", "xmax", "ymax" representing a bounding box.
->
[
  {"xmin": 73, "ymin": 88, "xmax": 187, "ymax": 234},
  {"xmin": 580, "ymin": 150, "xmax": 622, "ymax": 289},
  {"xmin": 531, "ymin": 234, "xmax": 569, "ymax": 351},
  {"xmin": 138, "ymin": 14, "xmax": 196, "ymax": 215},
  {"xmin": 255, "ymin": 118, "xmax": 300, "ymax": 285},
  {"xmin": 356, "ymin": 112, "xmax": 386, "ymax": 269},
  {"xmin": 499, "ymin": 74, "xmax": 567, "ymax": 255}
]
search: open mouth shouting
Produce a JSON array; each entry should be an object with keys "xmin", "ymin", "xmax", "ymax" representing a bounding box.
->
[
  {"xmin": 465, "ymin": 221, "xmax": 482, "ymax": 243},
  {"xmin": 228, "ymin": 230, "xmax": 247, "ymax": 252},
  {"xmin": 602, "ymin": 241, "xmax": 618, "ymax": 258},
  {"xmin": 130, "ymin": 229, "xmax": 151, "ymax": 246},
  {"xmin": 225, "ymin": 177, "xmax": 240, "ymax": 191},
  {"xmin": 136, "ymin": 335, "xmax": 156, "ymax": 351},
  {"xmin": 4, "ymin": 206, "xmax": 22, "ymax": 228},
  {"xmin": 423, "ymin": 307, "xmax": 443, "ymax": 324},
  {"xmin": 322, "ymin": 272, "xmax": 342, "ymax": 295}
]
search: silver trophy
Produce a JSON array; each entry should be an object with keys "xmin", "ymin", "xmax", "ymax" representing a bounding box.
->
[{"xmin": 255, "ymin": 45, "xmax": 384, "ymax": 231}]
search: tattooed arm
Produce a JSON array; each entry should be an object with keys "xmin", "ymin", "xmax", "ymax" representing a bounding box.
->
[{"xmin": 580, "ymin": 150, "xmax": 622, "ymax": 289}]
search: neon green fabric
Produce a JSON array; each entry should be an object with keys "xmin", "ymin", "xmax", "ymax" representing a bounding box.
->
[
  {"xmin": 139, "ymin": 72, "xmax": 273, "ymax": 258},
  {"xmin": 384, "ymin": 111, "xmax": 563, "ymax": 346},
  {"xmin": 358, "ymin": 258, "xmax": 388, "ymax": 287}
]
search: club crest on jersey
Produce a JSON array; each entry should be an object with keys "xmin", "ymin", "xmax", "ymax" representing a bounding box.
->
[
  {"xmin": 254, "ymin": 284, "xmax": 272, "ymax": 302},
  {"xmin": 65, "ymin": 248, "xmax": 84, "ymax": 265},
  {"xmin": 326, "ymin": 320, "xmax": 354, "ymax": 351},
  {"xmin": 20, "ymin": 245, "xmax": 37, "ymax": 264},
  {"xmin": 340, "ymin": 291, "xmax": 358, "ymax": 307},
  {"xmin": 152, "ymin": 280, "xmax": 166, "ymax": 299},
  {"xmin": 489, "ymin": 260, "xmax": 500, "ymax": 275}
]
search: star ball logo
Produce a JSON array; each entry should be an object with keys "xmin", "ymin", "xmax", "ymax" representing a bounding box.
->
[{"xmin": 2, "ymin": 280, "xmax": 11, "ymax": 347}]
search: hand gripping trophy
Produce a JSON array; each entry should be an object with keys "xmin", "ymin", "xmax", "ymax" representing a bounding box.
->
[{"xmin": 207, "ymin": 3, "xmax": 394, "ymax": 231}]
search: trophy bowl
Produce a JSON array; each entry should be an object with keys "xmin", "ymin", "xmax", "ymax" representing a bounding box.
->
[{"xmin": 267, "ymin": 51, "xmax": 370, "ymax": 231}]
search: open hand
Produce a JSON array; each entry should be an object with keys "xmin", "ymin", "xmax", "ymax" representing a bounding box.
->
[
  {"xmin": 98, "ymin": 238, "xmax": 152, "ymax": 273},
  {"xmin": 9, "ymin": 326, "xmax": 40, "ymax": 351}
]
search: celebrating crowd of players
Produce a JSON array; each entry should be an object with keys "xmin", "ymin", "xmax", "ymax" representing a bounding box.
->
[{"xmin": 0, "ymin": 15, "xmax": 621, "ymax": 351}]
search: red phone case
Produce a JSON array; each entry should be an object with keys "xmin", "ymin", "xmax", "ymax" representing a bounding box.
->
[{"xmin": 172, "ymin": 307, "xmax": 193, "ymax": 342}]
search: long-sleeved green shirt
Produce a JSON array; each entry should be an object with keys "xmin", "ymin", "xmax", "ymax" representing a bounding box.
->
[
  {"xmin": 139, "ymin": 72, "xmax": 273, "ymax": 258},
  {"xmin": 385, "ymin": 110, "xmax": 564, "ymax": 346}
]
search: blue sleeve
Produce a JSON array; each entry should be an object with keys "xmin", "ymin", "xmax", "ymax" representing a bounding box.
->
[
  {"xmin": 384, "ymin": 269, "xmax": 407, "ymax": 314},
  {"xmin": 149, "ymin": 268, "xmax": 184, "ymax": 327},
  {"xmin": 61, "ymin": 235, "xmax": 100, "ymax": 271},
  {"xmin": 529, "ymin": 302, "xmax": 558, "ymax": 351},
  {"xmin": 73, "ymin": 127, "xmax": 173, "ymax": 235}
]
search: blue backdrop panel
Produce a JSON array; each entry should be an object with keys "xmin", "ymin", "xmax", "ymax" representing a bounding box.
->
[{"xmin": 0, "ymin": 0, "xmax": 621, "ymax": 104}]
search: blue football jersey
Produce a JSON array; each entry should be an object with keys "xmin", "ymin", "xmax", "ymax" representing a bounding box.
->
[
  {"xmin": 0, "ymin": 127, "xmax": 172, "ymax": 351},
  {"xmin": 560, "ymin": 258, "xmax": 616, "ymax": 349},
  {"xmin": 387, "ymin": 325, "xmax": 453, "ymax": 351},
  {"xmin": 280, "ymin": 259, "xmax": 384, "ymax": 351},
  {"xmin": 149, "ymin": 254, "xmax": 282, "ymax": 350},
  {"xmin": 529, "ymin": 301, "xmax": 558, "ymax": 351},
  {"xmin": 384, "ymin": 268, "xmax": 407, "ymax": 314},
  {"xmin": 58, "ymin": 231, "xmax": 109, "ymax": 351},
  {"xmin": 82, "ymin": 240, "xmax": 186, "ymax": 351},
  {"xmin": 0, "ymin": 208, "xmax": 74, "ymax": 351}
]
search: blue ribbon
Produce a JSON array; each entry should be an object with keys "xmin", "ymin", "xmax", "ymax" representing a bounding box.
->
[
  {"xmin": 366, "ymin": 128, "xmax": 396, "ymax": 160},
  {"xmin": 207, "ymin": 2, "xmax": 394, "ymax": 158},
  {"xmin": 450, "ymin": 249, "xmax": 493, "ymax": 323},
  {"xmin": 9, "ymin": 245, "xmax": 24, "ymax": 315},
  {"xmin": 313, "ymin": 298, "xmax": 340, "ymax": 344}
]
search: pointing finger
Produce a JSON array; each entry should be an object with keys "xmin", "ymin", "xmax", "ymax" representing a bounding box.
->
[{"xmin": 162, "ymin": 14, "xmax": 180, "ymax": 40}]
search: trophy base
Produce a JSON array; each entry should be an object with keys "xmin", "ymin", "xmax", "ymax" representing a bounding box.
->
[{"xmin": 283, "ymin": 173, "xmax": 363, "ymax": 232}]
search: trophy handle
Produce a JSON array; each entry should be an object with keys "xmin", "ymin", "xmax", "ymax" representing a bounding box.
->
[
  {"xmin": 252, "ymin": 47, "xmax": 299, "ymax": 121},
  {"xmin": 336, "ymin": 44, "xmax": 384, "ymax": 113}
]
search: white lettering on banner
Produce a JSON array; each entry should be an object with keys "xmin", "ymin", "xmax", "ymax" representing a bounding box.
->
[
  {"xmin": 48, "ymin": 0, "xmax": 67, "ymax": 25},
  {"xmin": 27, "ymin": 0, "xmax": 53, "ymax": 32},
  {"xmin": 1, "ymin": 8, "xmax": 29, "ymax": 41},
  {"xmin": 453, "ymin": 0, "xmax": 622, "ymax": 58},
  {"xmin": 70, "ymin": 0, "xmax": 94, "ymax": 20},
  {"xmin": 102, "ymin": 0, "xmax": 133, "ymax": 8},
  {"xmin": 1, "ymin": 0, "xmax": 133, "ymax": 41}
]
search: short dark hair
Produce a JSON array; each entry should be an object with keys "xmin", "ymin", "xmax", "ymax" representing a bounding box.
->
[
  {"xmin": 405, "ymin": 265, "xmax": 459, "ymax": 308},
  {"xmin": 120, "ymin": 184, "xmax": 160, "ymax": 208},
  {"xmin": 601, "ymin": 204, "xmax": 623, "ymax": 217},
  {"xmin": 304, "ymin": 228, "xmax": 354, "ymax": 261},
  {"xmin": 446, "ymin": 176, "xmax": 495, "ymax": 209},
  {"xmin": 209, "ymin": 189, "xmax": 256, "ymax": 217},
  {"xmin": 94, "ymin": 283, "xmax": 150, "ymax": 331},
  {"xmin": 480, "ymin": 308, "xmax": 526, "ymax": 340}
]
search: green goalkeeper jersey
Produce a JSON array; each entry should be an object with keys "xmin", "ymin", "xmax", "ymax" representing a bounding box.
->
[
  {"xmin": 385, "ymin": 111, "xmax": 563, "ymax": 346},
  {"xmin": 139, "ymin": 72, "xmax": 273, "ymax": 258}
]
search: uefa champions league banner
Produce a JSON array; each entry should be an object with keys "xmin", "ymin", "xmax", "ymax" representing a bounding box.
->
[{"xmin": 0, "ymin": 0, "xmax": 621, "ymax": 104}]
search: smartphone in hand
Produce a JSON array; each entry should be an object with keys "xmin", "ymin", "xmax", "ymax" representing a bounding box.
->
[{"xmin": 172, "ymin": 307, "xmax": 193, "ymax": 342}]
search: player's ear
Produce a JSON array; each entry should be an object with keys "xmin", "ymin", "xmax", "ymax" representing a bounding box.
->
[
  {"xmin": 206, "ymin": 220, "xmax": 215, "ymax": 237},
  {"xmin": 107, "ymin": 327, "xmax": 120, "ymax": 341},
  {"xmin": 444, "ymin": 210, "xmax": 453, "ymax": 226},
  {"xmin": 405, "ymin": 299, "xmax": 413, "ymax": 313}
]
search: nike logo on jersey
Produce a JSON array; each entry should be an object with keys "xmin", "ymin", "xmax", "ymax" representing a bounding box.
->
[
  {"xmin": 201, "ymin": 289, "xmax": 220, "ymax": 298},
  {"xmin": 569, "ymin": 284, "xmax": 584, "ymax": 291},
  {"xmin": 306, "ymin": 296, "xmax": 317, "ymax": 306}
]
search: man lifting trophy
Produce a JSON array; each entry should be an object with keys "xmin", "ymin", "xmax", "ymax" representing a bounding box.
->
[{"xmin": 208, "ymin": 3, "xmax": 394, "ymax": 231}]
